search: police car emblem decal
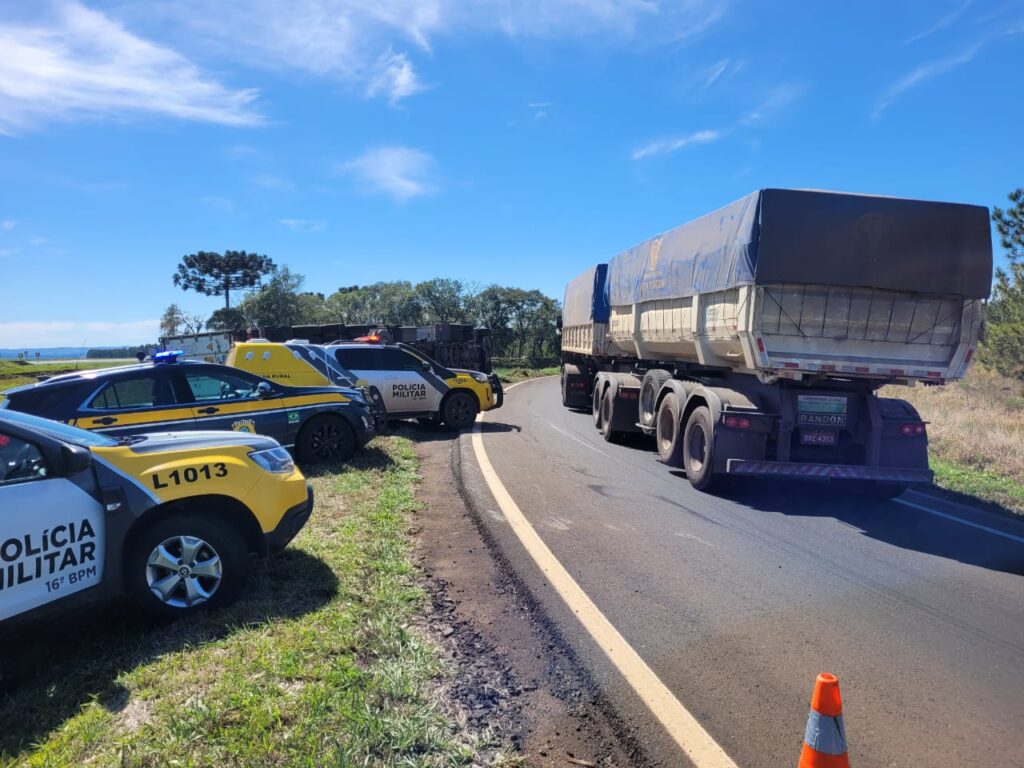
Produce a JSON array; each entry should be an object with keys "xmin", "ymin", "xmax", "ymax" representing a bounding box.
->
[
  {"xmin": 232, "ymin": 418, "xmax": 257, "ymax": 433},
  {"xmin": 287, "ymin": 411, "xmax": 300, "ymax": 424}
]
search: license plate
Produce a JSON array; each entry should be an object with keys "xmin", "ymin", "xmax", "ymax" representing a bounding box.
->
[
  {"xmin": 801, "ymin": 429, "xmax": 838, "ymax": 446},
  {"xmin": 797, "ymin": 395, "xmax": 848, "ymax": 427}
]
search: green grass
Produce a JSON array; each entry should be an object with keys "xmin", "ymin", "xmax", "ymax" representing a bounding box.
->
[
  {"xmin": 0, "ymin": 360, "xmax": 124, "ymax": 392},
  {"xmin": 493, "ymin": 366, "xmax": 560, "ymax": 384},
  {"xmin": 1, "ymin": 437, "xmax": 507, "ymax": 766},
  {"xmin": 930, "ymin": 457, "xmax": 1024, "ymax": 513}
]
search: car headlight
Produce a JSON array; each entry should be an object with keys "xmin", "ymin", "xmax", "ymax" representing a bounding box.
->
[
  {"xmin": 249, "ymin": 446, "xmax": 295, "ymax": 474},
  {"xmin": 470, "ymin": 372, "xmax": 489, "ymax": 384}
]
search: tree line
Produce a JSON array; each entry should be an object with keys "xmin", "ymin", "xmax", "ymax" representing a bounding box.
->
[{"xmin": 162, "ymin": 254, "xmax": 560, "ymax": 360}]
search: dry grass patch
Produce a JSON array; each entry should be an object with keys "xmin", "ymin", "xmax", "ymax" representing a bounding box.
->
[{"xmin": 882, "ymin": 366, "xmax": 1024, "ymax": 511}]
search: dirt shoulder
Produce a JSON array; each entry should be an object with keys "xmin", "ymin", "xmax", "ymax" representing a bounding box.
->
[{"xmin": 414, "ymin": 429, "xmax": 641, "ymax": 767}]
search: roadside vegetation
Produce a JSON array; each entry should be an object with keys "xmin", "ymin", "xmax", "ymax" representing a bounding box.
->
[
  {"xmin": 0, "ymin": 437, "xmax": 511, "ymax": 766},
  {"xmin": 0, "ymin": 359, "xmax": 125, "ymax": 392},
  {"xmin": 884, "ymin": 365, "xmax": 1024, "ymax": 513},
  {"xmin": 493, "ymin": 365, "xmax": 560, "ymax": 384}
]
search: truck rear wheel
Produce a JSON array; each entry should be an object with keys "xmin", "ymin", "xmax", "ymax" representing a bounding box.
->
[
  {"xmin": 639, "ymin": 370, "xmax": 671, "ymax": 428},
  {"xmin": 656, "ymin": 392, "xmax": 685, "ymax": 468},
  {"xmin": 600, "ymin": 388, "xmax": 619, "ymax": 442},
  {"xmin": 683, "ymin": 406, "xmax": 716, "ymax": 491},
  {"xmin": 592, "ymin": 382, "xmax": 604, "ymax": 429}
]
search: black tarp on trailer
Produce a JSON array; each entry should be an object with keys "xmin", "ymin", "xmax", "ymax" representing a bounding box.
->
[{"xmin": 607, "ymin": 189, "xmax": 993, "ymax": 307}]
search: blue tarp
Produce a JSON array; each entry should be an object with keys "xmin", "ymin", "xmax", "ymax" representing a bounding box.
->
[
  {"xmin": 563, "ymin": 264, "xmax": 610, "ymax": 326},
  {"xmin": 606, "ymin": 189, "xmax": 992, "ymax": 305}
]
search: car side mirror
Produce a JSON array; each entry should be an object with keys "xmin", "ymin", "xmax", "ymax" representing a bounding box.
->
[
  {"xmin": 257, "ymin": 381, "xmax": 273, "ymax": 397},
  {"xmin": 60, "ymin": 444, "xmax": 93, "ymax": 476},
  {"xmin": 421, "ymin": 360, "xmax": 432, "ymax": 371}
]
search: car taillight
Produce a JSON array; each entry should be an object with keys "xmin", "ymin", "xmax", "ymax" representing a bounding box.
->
[
  {"xmin": 725, "ymin": 416, "xmax": 752, "ymax": 430},
  {"xmin": 900, "ymin": 423, "xmax": 926, "ymax": 436}
]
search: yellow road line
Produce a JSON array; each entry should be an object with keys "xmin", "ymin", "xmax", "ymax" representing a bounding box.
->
[{"xmin": 471, "ymin": 377, "xmax": 739, "ymax": 768}]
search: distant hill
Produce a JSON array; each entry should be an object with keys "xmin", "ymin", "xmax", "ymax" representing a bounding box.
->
[{"xmin": 0, "ymin": 347, "xmax": 107, "ymax": 360}]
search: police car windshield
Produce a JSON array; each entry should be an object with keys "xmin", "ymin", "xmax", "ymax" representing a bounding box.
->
[{"xmin": 0, "ymin": 410, "xmax": 118, "ymax": 448}]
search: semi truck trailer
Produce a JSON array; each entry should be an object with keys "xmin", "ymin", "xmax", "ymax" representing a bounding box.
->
[{"xmin": 560, "ymin": 188, "xmax": 993, "ymax": 496}]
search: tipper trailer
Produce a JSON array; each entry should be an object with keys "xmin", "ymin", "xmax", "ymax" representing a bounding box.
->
[{"xmin": 560, "ymin": 188, "xmax": 992, "ymax": 495}]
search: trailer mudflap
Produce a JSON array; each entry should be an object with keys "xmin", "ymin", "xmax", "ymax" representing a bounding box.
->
[{"xmin": 725, "ymin": 459, "xmax": 933, "ymax": 484}]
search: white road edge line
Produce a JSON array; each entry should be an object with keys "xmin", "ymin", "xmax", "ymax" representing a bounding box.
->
[
  {"xmin": 895, "ymin": 498, "xmax": 1024, "ymax": 544},
  {"xmin": 472, "ymin": 385, "xmax": 739, "ymax": 768}
]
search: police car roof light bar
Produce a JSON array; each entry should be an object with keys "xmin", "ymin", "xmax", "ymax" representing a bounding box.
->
[{"xmin": 152, "ymin": 350, "xmax": 185, "ymax": 364}]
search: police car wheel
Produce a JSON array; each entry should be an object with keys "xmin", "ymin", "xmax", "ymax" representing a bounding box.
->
[
  {"xmin": 442, "ymin": 391, "xmax": 478, "ymax": 430},
  {"xmin": 297, "ymin": 415, "xmax": 355, "ymax": 463},
  {"xmin": 127, "ymin": 515, "xmax": 249, "ymax": 617}
]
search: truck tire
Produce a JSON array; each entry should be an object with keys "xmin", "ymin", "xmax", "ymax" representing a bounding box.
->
[
  {"xmin": 126, "ymin": 514, "xmax": 250, "ymax": 618},
  {"xmin": 443, "ymin": 391, "xmax": 478, "ymax": 430},
  {"xmin": 639, "ymin": 370, "xmax": 671, "ymax": 428},
  {"xmin": 683, "ymin": 406, "xmax": 716, "ymax": 491},
  {"xmin": 561, "ymin": 364, "xmax": 579, "ymax": 407},
  {"xmin": 297, "ymin": 415, "xmax": 356, "ymax": 464},
  {"xmin": 592, "ymin": 381, "xmax": 605, "ymax": 429},
  {"xmin": 600, "ymin": 387, "xmax": 619, "ymax": 442},
  {"xmin": 656, "ymin": 391, "xmax": 685, "ymax": 468}
]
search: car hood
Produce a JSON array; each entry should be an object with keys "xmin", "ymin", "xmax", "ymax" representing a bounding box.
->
[{"xmin": 121, "ymin": 430, "xmax": 280, "ymax": 454}]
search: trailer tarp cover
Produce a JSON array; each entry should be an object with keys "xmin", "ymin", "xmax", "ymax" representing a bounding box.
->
[
  {"xmin": 608, "ymin": 188, "xmax": 993, "ymax": 305},
  {"xmin": 563, "ymin": 264, "xmax": 610, "ymax": 325}
]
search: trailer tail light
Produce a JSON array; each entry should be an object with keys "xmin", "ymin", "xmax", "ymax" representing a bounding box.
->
[
  {"xmin": 900, "ymin": 423, "xmax": 926, "ymax": 437},
  {"xmin": 724, "ymin": 416, "xmax": 752, "ymax": 430},
  {"xmin": 756, "ymin": 337, "xmax": 766, "ymax": 354}
]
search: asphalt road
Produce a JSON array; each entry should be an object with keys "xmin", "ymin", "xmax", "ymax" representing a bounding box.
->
[{"xmin": 458, "ymin": 376, "xmax": 1024, "ymax": 768}]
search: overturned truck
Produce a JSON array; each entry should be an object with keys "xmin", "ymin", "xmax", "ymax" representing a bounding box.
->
[{"xmin": 560, "ymin": 188, "xmax": 992, "ymax": 495}]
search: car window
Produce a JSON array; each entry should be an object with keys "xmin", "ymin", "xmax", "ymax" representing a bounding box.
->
[
  {"xmin": 89, "ymin": 374, "xmax": 176, "ymax": 410},
  {"xmin": 380, "ymin": 348, "xmax": 424, "ymax": 371},
  {"xmin": 185, "ymin": 370, "xmax": 261, "ymax": 402},
  {"xmin": 0, "ymin": 432, "xmax": 48, "ymax": 485},
  {"xmin": 334, "ymin": 347, "xmax": 381, "ymax": 370}
]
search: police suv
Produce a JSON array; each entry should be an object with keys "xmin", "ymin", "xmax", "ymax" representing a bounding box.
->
[
  {"xmin": 0, "ymin": 409, "xmax": 313, "ymax": 624},
  {"xmin": 1, "ymin": 352, "xmax": 382, "ymax": 463},
  {"xmin": 227, "ymin": 339, "xmax": 503, "ymax": 430}
]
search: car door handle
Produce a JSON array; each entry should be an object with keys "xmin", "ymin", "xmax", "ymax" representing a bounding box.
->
[
  {"xmin": 93, "ymin": 416, "xmax": 118, "ymax": 426},
  {"xmin": 197, "ymin": 406, "xmax": 220, "ymax": 415}
]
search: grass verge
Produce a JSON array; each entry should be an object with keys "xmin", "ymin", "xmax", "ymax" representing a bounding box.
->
[
  {"xmin": 1, "ymin": 437, "xmax": 505, "ymax": 766},
  {"xmin": 0, "ymin": 360, "xmax": 124, "ymax": 392},
  {"xmin": 493, "ymin": 366, "xmax": 560, "ymax": 384},
  {"xmin": 883, "ymin": 366, "xmax": 1024, "ymax": 514}
]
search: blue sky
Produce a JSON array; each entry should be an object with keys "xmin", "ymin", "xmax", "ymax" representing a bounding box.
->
[{"xmin": 0, "ymin": 0, "xmax": 1021, "ymax": 348}]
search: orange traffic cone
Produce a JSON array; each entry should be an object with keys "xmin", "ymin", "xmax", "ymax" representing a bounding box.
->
[{"xmin": 798, "ymin": 672, "xmax": 850, "ymax": 768}]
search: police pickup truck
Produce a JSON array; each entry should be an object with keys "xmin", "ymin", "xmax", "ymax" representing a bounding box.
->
[
  {"xmin": 227, "ymin": 339, "xmax": 503, "ymax": 430},
  {"xmin": 0, "ymin": 410, "xmax": 313, "ymax": 625}
]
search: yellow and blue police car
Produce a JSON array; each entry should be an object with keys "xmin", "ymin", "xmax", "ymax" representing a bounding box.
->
[
  {"xmin": 227, "ymin": 339, "xmax": 503, "ymax": 430},
  {"xmin": 1, "ymin": 352, "xmax": 381, "ymax": 463},
  {"xmin": 0, "ymin": 409, "xmax": 312, "ymax": 623}
]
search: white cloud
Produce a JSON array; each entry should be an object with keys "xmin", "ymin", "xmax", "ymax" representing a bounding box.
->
[
  {"xmin": 906, "ymin": 0, "xmax": 972, "ymax": 44},
  {"xmin": 279, "ymin": 218, "xmax": 326, "ymax": 232},
  {"xmin": 29, "ymin": 237, "xmax": 48, "ymax": 246},
  {"xmin": 740, "ymin": 83, "xmax": 804, "ymax": 125},
  {"xmin": 632, "ymin": 129, "xmax": 721, "ymax": 160},
  {"xmin": 153, "ymin": 1, "xmax": 726, "ymax": 104},
  {"xmin": 704, "ymin": 59, "xmax": 730, "ymax": 88},
  {"xmin": 341, "ymin": 146, "xmax": 437, "ymax": 200},
  {"xmin": 1, "ymin": 220, "xmax": 14, "ymax": 232},
  {"xmin": 366, "ymin": 49, "xmax": 426, "ymax": 105},
  {"xmin": 250, "ymin": 173, "xmax": 293, "ymax": 190},
  {"xmin": 0, "ymin": 247, "xmax": 18, "ymax": 258},
  {"xmin": 0, "ymin": 2, "xmax": 261, "ymax": 134},
  {"xmin": 201, "ymin": 195, "xmax": 237, "ymax": 214},
  {"xmin": 873, "ymin": 47, "xmax": 980, "ymax": 119},
  {"xmin": 0, "ymin": 320, "xmax": 159, "ymax": 347}
]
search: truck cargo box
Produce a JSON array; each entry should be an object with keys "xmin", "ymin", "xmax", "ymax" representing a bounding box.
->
[
  {"xmin": 562, "ymin": 264, "xmax": 611, "ymax": 357},
  {"xmin": 603, "ymin": 189, "xmax": 991, "ymax": 382}
]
